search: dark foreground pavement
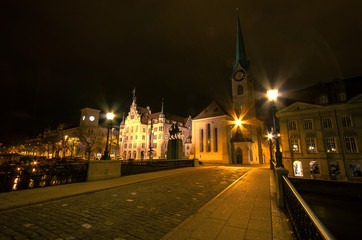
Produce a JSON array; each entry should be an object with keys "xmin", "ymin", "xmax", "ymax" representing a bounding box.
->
[{"xmin": 0, "ymin": 166, "xmax": 250, "ymax": 240}]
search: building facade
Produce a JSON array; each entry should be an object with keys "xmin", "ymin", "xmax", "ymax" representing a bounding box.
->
[
  {"xmin": 191, "ymin": 13, "xmax": 268, "ymax": 165},
  {"xmin": 277, "ymin": 81, "xmax": 362, "ymax": 182},
  {"xmin": 119, "ymin": 96, "xmax": 192, "ymax": 160}
]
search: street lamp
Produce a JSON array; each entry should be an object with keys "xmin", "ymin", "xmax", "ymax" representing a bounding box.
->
[
  {"xmin": 267, "ymin": 132, "xmax": 274, "ymax": 169},
  {"xmin": 267, "ymin": 89, "xmax": 284, "ymax": 168},
  {"xmin": 102, "ymin": 112, "xmax": 115, "ymax": 160}
]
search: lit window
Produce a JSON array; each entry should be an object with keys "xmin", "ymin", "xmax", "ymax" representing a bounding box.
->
[
  {"xmin": 130, "ymin": 136, "xmax": 133, "ymax": 140},
  {"xmin": 133, "ymin": 143, "xmax": 137, "ymax": 148},
  {"xmin": 142, "ymin": 135, "xmax": 145, "ymax": 140},
  {"xmin": 153, "ymin": 143, "xmax": 157, "ymax": 148},
  {"xmin": 131, "ymin": 127, "xmax": 134, "ymax": 133},
  {"xmin": 290, "ymin": 139, "xmax": 300, "ymax": 152},
  {"xmin": 207, "ymin": 124, "xmax": 211, "ymax": 152},
  {"xmin": 142, "ymin": 143, "xmax": 145, "ymax": 148},
  {"xmin": 135, "ymin": 135, "xmax": 138, "ymax": 140},
  {"xmin": 310, "ymin": 161, "xmax": 320, "ymax": 174},
  {"xmin": 124, "ymin": 144, "xmax": 127, "ymax": 148},
  {"xmin": 322, "ymin": 117, "xmax": 333, "ymax": 128},
  {"xmin": 154, "ymin": 127, "xmax": 158, "ymax": 132},
  {"xmin": 143, "ymin": 128, "xmax": 146, "ymax": 133},
  {"xmin": 306, "ymin": 138, "xmax": 317, "ymax": 153},
  {"xmin": 325, "ymin": 138, "xmax": 337, "ymax": 153},
  {"xmin": 303, "ymin": 119, "xmax": 313, "ymax": 130},
  {"xmin": 293, "ymin": 161, "xmax": 303, "ymax": 177},
  {"xmin": 341, "ymin": 116, "xmax": 352, "ymax": 127},
  {"xmin": 288, "ymin": 120, "xmax": 297, "ymax": 130},
  {"xmin": 345, "ymin": 137, "xmax": 358, "ymax": 153},
  {"xmin": 129, "ymin": 143, "xmax": 132, "ymax": 148}
]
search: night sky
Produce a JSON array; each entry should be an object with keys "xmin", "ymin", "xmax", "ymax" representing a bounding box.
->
[{"xmin": 1, "ymin": 1, "xmax": 362, "ymax": 144}]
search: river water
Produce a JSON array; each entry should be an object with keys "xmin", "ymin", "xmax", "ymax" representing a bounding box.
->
[{"xmin": 300, "ymin": 191, "xmax": 362, "ymax": 239}]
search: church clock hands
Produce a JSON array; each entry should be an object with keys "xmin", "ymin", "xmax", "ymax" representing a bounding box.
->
[{"xmin": 233, "ymin": 69, "xmax": 246, "ymax": 81}]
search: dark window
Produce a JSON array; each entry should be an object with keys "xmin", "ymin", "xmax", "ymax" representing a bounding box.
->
[
  {"xmin": 237, "ymin": 85, "xmax": 243, "ymax": 95},
  {"xmin": 200, "ymin": 129, "xmax": 204, "ymax": 152},
  {"xmin": 214, "ymin": 128, "xmax": 218, "ymax": 152}
]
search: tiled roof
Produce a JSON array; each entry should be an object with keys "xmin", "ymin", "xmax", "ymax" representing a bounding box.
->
[{"xmin": 193, "ymin": 100, "xmax": 229, "ymax": 120}]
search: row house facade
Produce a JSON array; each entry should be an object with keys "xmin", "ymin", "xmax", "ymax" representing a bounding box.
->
[{"xmin": 277, "ymin": 94, "xmax": 362, "ymax": 182}]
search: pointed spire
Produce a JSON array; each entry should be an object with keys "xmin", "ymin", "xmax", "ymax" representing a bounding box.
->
[
  {"xmin": 233, "ymin": 9, "xmax": 249, "ymax": 72},
  {"xmin": 132, "ymin": 88, "xmax": 136, "ymax": 103},
  {"xmin": 159, "ymin": 98, "xmax": 165, "ymax": 118},
  {"xmin": 121, "ymin": 113, "xmax": 125, "ymax": 125}
]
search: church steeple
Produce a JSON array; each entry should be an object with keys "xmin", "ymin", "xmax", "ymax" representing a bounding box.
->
[
  {"xmin": 233, "ymin": 9, "xmax": 249, "ymax": 73},
  {"xmin": 159, "ymin": 98, "xmax": 165, "ymax": 119}
]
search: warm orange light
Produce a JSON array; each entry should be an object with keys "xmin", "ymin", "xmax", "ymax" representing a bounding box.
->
[
  {"xmin": 267, "ymin": 133, "xmax": 273, "ymax": 140},
  {"xmin": 106, "ymin": 112, "xmax": 115, "ymax": 120},
  {"xmin": 267, "ymin": 89, "xmax": 278, "ymax": 101}
]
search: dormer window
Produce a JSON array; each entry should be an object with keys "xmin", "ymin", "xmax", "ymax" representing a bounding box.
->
[
  {"xmin": 338, "ymin": 92, "xmax": 346, "ymax": 102},
  {"xmin": 319, "ymin": 95, "xmax": 329, "ymax": 104}
]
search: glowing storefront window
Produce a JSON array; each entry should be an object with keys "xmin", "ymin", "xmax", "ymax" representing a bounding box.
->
[{"xmin": 293, "ymin": 161, "xmax": 303, "ymax": 177}]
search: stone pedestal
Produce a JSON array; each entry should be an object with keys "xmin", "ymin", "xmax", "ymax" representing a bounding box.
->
[
  {"xmin": 167, "ymin": 139, "xmax": 183, "ymax": 159},
  {"xmin": 86, "ymin": 160, "xmax": 121, "ymax": 181},
  {"xmin": 275, "ymin": 167, "xmax": 289, "ymax": 209}
]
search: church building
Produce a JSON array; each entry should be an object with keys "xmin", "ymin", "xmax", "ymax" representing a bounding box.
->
[{"xmin": 192, "ymin": 13, "xmax": 267, "ymax": 165}]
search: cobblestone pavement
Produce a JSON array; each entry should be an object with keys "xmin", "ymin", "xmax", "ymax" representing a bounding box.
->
[{"xmin": 0, "ymin": 167, "xmax": 249, "ymax": 240}]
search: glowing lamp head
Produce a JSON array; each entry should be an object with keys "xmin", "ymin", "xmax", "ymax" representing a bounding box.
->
[
  {"xmin": 267, "ymin": 89, "xmax": 278, "ymax": 101},
  {"xmin": 267, "ymin": 133, "xmax": 273, "ymax": 140},
  {"xmin": 235, "ymin": 119, "xmax": 242, "ymax": 127},
  {"xmin": 106, "ymin": 112, "xmax": 115, "ymax": 120}
]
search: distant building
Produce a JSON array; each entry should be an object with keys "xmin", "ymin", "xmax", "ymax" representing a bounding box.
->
[
  {"xmin": 191, "ymin": 13, "xmax": 268, "ymax": 165},
  {"xmin": 119, "ymin": 95, "xmax": 192, "ymax": 160},
  {"xmin": 21, "ymin": 107, "xmax": 119, "ymax": 160},
  {"xmin": 277, "ymin": 79, "xmax": 362, "ymax": 181}
]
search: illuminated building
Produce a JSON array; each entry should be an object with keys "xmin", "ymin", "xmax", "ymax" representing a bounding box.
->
[
  {"xmin": 119, "ymin": 95, "xmax": 192, "ymax": 160},
  {"xmin": 191, "ymin": 12, "xmax": 268, "ymax": 165},
  {"xmin": 277, "ymin": 79, "xmax": 362, "ymax": 181}
]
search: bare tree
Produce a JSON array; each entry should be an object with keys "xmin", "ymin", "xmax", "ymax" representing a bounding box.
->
[{"xmin": 75, "ymin": 126, "xmax": 100, "ymax": 160}]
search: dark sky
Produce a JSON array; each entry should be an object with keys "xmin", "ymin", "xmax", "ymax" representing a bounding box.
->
[{"xmin": 1, "ymin": 0, "xmax": 362, "ymax": 144}]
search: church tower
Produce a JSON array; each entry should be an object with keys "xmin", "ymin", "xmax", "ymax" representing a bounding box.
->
[{"xmin": 231, "ymin": 11, "xmax": 256, "ymax": 120}]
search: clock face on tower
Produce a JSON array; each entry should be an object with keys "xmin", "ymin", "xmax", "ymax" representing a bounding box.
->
[
  {"xmin": 233, "ymin": 69, "xmax": 246, "ymax": 81},
  {"xmin": 89, "ymin": 116, "xmax": 95, "ymax": 122}
]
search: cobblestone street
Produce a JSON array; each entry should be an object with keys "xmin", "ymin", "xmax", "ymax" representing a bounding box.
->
[{"xmin": 0, "ymin": 167, "xmax": 249, "ymax": 240}]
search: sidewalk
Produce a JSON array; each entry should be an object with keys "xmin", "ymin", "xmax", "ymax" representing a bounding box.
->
[
  {"xmin": 0, "ymin": 166, "xmax": 208, "ymax": 211},
  {"xmin": 162, "ymin": 168, "xmax": 295, "ymax": 240}
]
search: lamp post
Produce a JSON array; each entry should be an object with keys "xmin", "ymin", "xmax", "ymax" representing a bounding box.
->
[
  {"xmin": 102, "ymin": 112, "xmax": 115, "ymax": 160},
  {"xmin": 267, "ymin": 132, "xmax": 274, "ymax": 169},
  {"xmin": 267, "ymin": 90, "xmax": 284, "ymax": 168}
]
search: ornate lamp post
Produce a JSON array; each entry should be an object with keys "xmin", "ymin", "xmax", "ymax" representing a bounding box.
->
[
  {"xmin": 102, "ymin": 112, "xmax": 114, "ymax": 160},
  {"xmin": 267, "ymin": 90, "xmax": 284, "ymax": 168},
  {"xmin": 267, "ymin": 132, "xmax": 274, "ymax": 169}
]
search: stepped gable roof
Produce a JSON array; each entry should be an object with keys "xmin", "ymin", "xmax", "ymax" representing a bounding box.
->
[
  {"xmin": 193, "ymin": 100, "xmax": 229, "ymax": 120},
  {"xmin": 139, "ymin": 111, "xmax": 188, "ymax": 125}
]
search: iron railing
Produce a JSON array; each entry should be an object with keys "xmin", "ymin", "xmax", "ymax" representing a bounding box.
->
[
  {"xmin": 282, "ymin": 175, "xmax": 335, "ymax": 240},
  {"xmin": 121, "ymin": 159, "xmax": 195, "ymax": 176},
  {"xmin": 0, "ymin": 162, "xmax": 88, "ymax": 193}
]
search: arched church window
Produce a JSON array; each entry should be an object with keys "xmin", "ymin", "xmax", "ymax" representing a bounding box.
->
[{"xmin": 238, "ymin": 85, "xmax": 243, "ymax": 95}]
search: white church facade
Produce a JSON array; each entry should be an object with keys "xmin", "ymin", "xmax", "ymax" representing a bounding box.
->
[{"xmin": 191, "ymin": 13, "xmax": 269, "ymax": 165}]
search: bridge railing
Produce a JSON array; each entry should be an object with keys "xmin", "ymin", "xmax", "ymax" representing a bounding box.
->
[
  {"xmin": 282, "ymin": 175, "xmax": 335, "ymax": 240},
  {"xmin": 0, "ymin": 162, "xmax": 88, "ymax": 193},
  {"xmin": 121, "ymin": 159, "xmax": 195, "ymax": 176}
]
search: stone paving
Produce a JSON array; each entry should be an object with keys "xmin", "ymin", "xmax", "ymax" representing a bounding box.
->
[{"xmin": 0, "ymin": 167, "xmax": 249, "ymax": 240}]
